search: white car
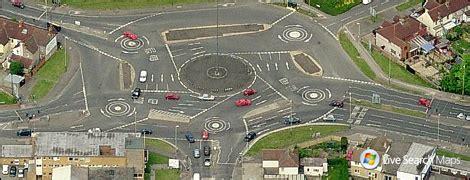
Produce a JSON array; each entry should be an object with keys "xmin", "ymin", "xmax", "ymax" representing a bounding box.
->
[
  {"xmin": 457, "ymin": 113, "xmax": 466, "ymax": 120},
  {"xmin": 88, "ymin": 128, "xmax": 101, "ymax": 133},
  {"xmin": 139, "ymin": 70, "xmax": 147, "ymax": 83},
  {"xmin": 197, "ymin": 94, "xmax": 215, "ymax": 101},
  {"xmin": 18, "ymin": 168, "xmax": 24, "ymax": 178},
  {"xmin": 204, "ymin": 158, "xmax": 211, "ymax": 167},
  {"xmin": 323, "ymin": 114, "xmax": 336, "ymax": 122},
  {"xmin": 467, "ymin": 115, "xmax": 470, "ymax": 121}
]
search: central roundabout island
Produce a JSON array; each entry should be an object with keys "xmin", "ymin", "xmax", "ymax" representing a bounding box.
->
[{"xmin": 179, "ymin": 53, "xmax": 256, "ymax": 96}]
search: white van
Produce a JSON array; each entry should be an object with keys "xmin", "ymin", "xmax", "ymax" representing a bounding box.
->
[
  {"xmin": 2, "ymin": 165, "xmax": 8, "ymax": 175},
  {"xmin": 193, "ymin": 173, "xmax": 200, "ymax": 180}
]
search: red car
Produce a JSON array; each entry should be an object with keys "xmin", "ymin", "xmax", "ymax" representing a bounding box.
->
[
  {"xmin": 235, "ymin": 99, "xmax": 252, "ymax": 107},
  {"xmin": 165, "ymin": 93, "xmax": 180, "ymax": 100},
  {"xmin": 418, "ymin": 98, "xmax": 431, "ymax": 107},
  {"xmin": 202, "ymin": 130, "xmax": 209, "ymax": 140},
  {"xmin": 123, "ymin": 31, "xmax": 138, "ymax": 40},
  {"xmin": 243, "ymin": 88, "xmax": 257, "ymax": 96}
]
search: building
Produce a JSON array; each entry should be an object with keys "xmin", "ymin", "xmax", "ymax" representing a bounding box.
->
[
  {"xmin": 262, "ymin": 149, "xmax": 300, "ymax": 176},
  {"xmin": 349, "ymin": 137, "xmax": 391, "ymax": 180},
  {"xmin": 381, "ymin": 142, "xmax": 413, "ymax": 180},
  {"xmin": 301, "ymin": 158, "xmax": 328, "ymax": 177},
  {"xmin": 396, "ymin": 143, "xmax": 436, "ymax": 180},
  {"xmin": 375, "ymin": 16, "xmax": 428, "ymax": 60},
  {"xmin": 432, "ymin": 157, "xmax": 470, "ymax": 179},
  {"xmin": 0, "ymin": 132, "xmax": 145, "ymax": 180},
  {"xmin": 417, "ymin": 0, "xmax": 470, "ymax": 36}
]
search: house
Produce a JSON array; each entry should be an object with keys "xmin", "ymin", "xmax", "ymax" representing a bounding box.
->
[
  {"xmin": 0, "ymin": 132, "xmax": 145, "ymax": 180},
  {"xmin": 349, "ymin": 137, "xmax": 391, "ymax": 180},
  {"xmin": 432, "ymin": 157, "xmax": 470, "ymax": 179},
  {"xmin": 381, "ymin": 142, "xmax": 413, "ymax": 180},
  {"xmin": 375, "ymin": 15, "xmax": 429, "ymax": 60},
  {"xmin": 52, "ymin": 165, "xmax": 136, "ymax": 180},
  {"xmin": 417, "ymin": 0, "xmax": 470, "ymax": 37},
  {"xmin": 301, "ymin": 158, "xmax": 328, "ymax": 177},
  {"xmin": 396, "ymin": 143, "xmax": 436, "ymax": 180},
  {"xmin": 262, "ymin": 149, "xmax": 300, "ymax": 176}
]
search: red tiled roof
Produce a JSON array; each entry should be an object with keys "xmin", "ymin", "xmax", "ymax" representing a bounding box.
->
[
  {"xmin": 262, "ymin": 149, "xmax": 300, "ymax": 167},
  {"xmin": 10, "ymin": 54, "xmax": 34, "ymax": 69},
  {"xmin": 425, "ymin": 0, "xmax": 470, "ymax": 22},
  {"xmin": 0, "ymin": 17, "xmax": 56, "ymax": 53},
  {"xmin": 376, "ymin": 16, "xmax": 427, "ymax": 48}
]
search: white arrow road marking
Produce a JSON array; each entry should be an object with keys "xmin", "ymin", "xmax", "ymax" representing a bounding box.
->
[
  {"xmin": 285, "ymin": 62, "xmax": 290, "ymax": 70},
  {"xmin": 256, "ymin": 64, "xmax": 262, "ymax": 72},
  {"xmin": 266, "ymin": 63, "xmax": 270, "ymax": 71},
  {"xmin": 275, "ymin": 62, "xmax": 278, "ymax": 71},
  {"xmin": 171, "ymin": 74, "xmax": 175, "ymax": 82}
]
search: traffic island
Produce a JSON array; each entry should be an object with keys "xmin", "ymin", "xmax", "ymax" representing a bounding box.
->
[
  {"xmin": 163, "ymin": 24, "xmax": 268, "ymax": 43},
  {"xmin": 243, "ymin": 99, "xmax": 291, "ymax": 119},
  {"xmin": 147, "ymin": 109, "xmax": 191, "ymax": 123},
  {"xmin": 290, "ymin": 51, "xmax": 323, "ymax": 76},
  {"xmin": 119, "ymin": 62, "xmax": 134, "ymax": 90}
]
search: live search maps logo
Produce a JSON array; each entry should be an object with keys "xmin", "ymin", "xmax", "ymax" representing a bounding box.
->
[{"xmin": 360, "ymin": 149, "xmax": 380, "ymax": 169}]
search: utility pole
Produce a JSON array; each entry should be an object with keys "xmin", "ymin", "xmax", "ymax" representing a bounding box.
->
[
  {"xmin": 357, "ymin": 22, "xmax": 360, "ymax": 41},
  {"xmin": 64, "ymin": 36, "xmax": 67, "ymax": 70}
]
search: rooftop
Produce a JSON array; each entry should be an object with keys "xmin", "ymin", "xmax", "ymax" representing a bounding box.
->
[
  {"xmin": 424, "ymin": 0, "xmax": 470, "ymax": 22},
  {"xmin": 262, "ymin": 149, "xmax": 300, "ymax": 167},
  {"xmin": 35, "ymin": 132, "xmax": 143, "ymax": 157},
  {"xmin": 0, "ymin": 17, "xmax": 56, "ymax": 53},
  {"xmin": 397, "ymin": 143, "xmax": 435, "ymax": 175},
  {"xmin": 377, "ymin": 16, "xmax": 427, "ymax": 48},
  {"xmin": 382, "ymin": 142, "xmax": 412, "ymax": 175},
  {"xmin": 300, "ymin": 158, "xmax": 327, "ymax": 167},
  {"xmin": 1, "ymin": 145, "xmax": 33, "ymax": 157}
]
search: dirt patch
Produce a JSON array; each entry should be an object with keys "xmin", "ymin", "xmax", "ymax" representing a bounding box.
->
[
  {"xmin": 122, "ymin": 63, "xmax": 132, "ymax": 89},
  {"xmin": 165, "ymin": 24, "xmax": 265, "ymax": 41},
  {"xmin": 293, "ymin": 54, "xmax": 321, "ymax": 74}
]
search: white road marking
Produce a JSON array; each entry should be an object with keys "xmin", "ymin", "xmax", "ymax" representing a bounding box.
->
[
  {"xmin": 171, "ymin": 74, "xmax": 175, "ymax": 82},
  {"xmin": 172, "ymin": 107, "xmax": 188, "ymax": 110},
  {"xmin": 248, "ymin": 116, "xmax": 263, "ymax": 122},
  {"xmin": 408, "ymin": 121, "xmax": 421, "ymax": 126},
  {"xmin": 151, "ymin": 74, "xmax": 154, "ymax": 82},
  {"xmin": 366, "ymin": 124, "xmax": 381, "ymax": 128},
  {"xmin": 193, "ymin": 51, "xmax": 206, "ymax": 56},
  {"xmin": 178, "ymin": 103, "xmax": 194, "ymax": 106},
  {"xmin": 278, "ymin": 52, "xmax": 281, "ymax": 61},
  {"xmin": 269, "ymin": 53, "xmax": 272, "ymax": 61},
  {"xmin": 325, "ymin": 88, "xmax": 331, "ymax": 98},
  {"xmin": 258, "ymin": 54, "xmax": 263, "ymax": 61},
  {"xmin": 173, "ymin": 53, "xmax": 186, "ymax": 57},
  {"xmin": 257, "ymin": 75, "xmax": 289, "ymax": 101},
  {"xmin": 275, "ymin": 62, "xmax": 278, "ymax": 71},
  {"xmin": 256, "ymin": 64, "xmax": 262, "ymax": 72},
  {"xmin": 304, "ymin": 34, "xmax": 313, "ymax": 42},
  {"xmin": 145, "ymin": 84, "xmax": 149, "ymax": 90},
  {"xmin": 258, "ymin": 128, "xmax": 271, "ymax": 135},
  {"xmin": 172, "ymin": 49, "xmax": 184, "ymax": 52},
  {"xmin": 143, "ymin": 36, "xmax": 150, "ymax": 45},
  {"xmin": 243, "ymin": 119, "xmax": 249, "ymax": 133},
  {"xmin": 109, "ymin": 13, "xmax": 162, "ymax": 34},
  {"xmin": 15, "ymin": 111, "xmax": 23, "ymax": 121},
  {"xmin": 160, "ymin": 74, "xmax": 164, "ymax": 82},
  {"xmin": 266, "ymin": 63, "xmax": 270, "ymax": 71},
  {"xmin": 271, "ymin": 10, "xmax": 295, "ymax": 26},
  {"xmin": 255, "ymin": 100, "xmax": 267, "ymax": 106},
  {"xmin": 166, "ymin": 84, "xmax": 169, "ymax": 91},
  {"xmin": 165, "ymin": 44, "xmax": 180, "ymax": 76},
  {"xmin": 190, "ymin": 47, "xmax": 204, "ymax": 51},
  {"xmin": 156, "ymin": 84, "xmax": 159, "ymax": 90},
  {"xmin": 355, "ymin": 10, "xmax": 365, "ymax": 15},
  {"xmin": 79, "ymin": 60, "xmax": 89, "ymax": 113},
  {"xmin": 168, "ymin": 109, "xmax": 185, "ymax": 114},
  {"xmin": 73, "ymin": 91, "xmax": 83, "ymax": 96},
  {"xmin": 251, "ymin": 96, "xmax": 262, "ymax": 101},
  {"xmin": 277, "ymin": 107, "xmax": 291, "ymax": 113},
  {"xmin": 340, "ymin": 16, "xmax": 352, "ymax": 22},
  {"xmin": 387, "ymin": 123, "xmax": 400, "ymax": 128},
  {"xmin": 188, "ymin": 42, "xmax": 201, "ymax": 46},
  {"xmin": 326, "ymin": 22, "xmax": 336, "ymax": 27},
  {"xmin": 285, "ymin": 62, "xmax": 290, "ymax": 70}
]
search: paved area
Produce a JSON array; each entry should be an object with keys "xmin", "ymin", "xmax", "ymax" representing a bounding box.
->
[{"xmin": 292, "ymin": 52, "xmax": 321, "ymax": 75}]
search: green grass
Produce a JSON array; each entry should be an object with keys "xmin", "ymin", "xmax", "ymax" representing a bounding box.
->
[
  {"xmin": 45, "ymin": 0, "xmax": 215, "ymax": 10},
  {"xmin": 0, "ymin": 91, "xmax": 17, "ymax": 104},
  {"xmin": 437, "ymin": 149, "xmax": 470, "ymax": 161},
  {"xmin": 246, "ymin": 125, "xmax": 349, "ymax": 156},
  {"xmin": 451, "ymin": 39, "xmax": 470, "ymax": 56},
  {"xmin": 396, "ymin": 0, "xmax": 422, "ymax": 11},
  {"xmin": 369, "ymin": 48, "xmax": 434, "ymax": 88},
  {"xmin": 145, "ymin": 139, "xmax": 176, "ymax": 154},
  {"xmin": 307, "ymin": 0, "xmax": 361, "ymax": 16},
  {"xmin": 155, "ymin": 169, "xmax": 180, "ymax": 180},
  {"xmin": 339, "ymin": 33, "xmax": 377, "ymax": 80},
  {"xmin": 145, "ymin": 152, "xmax": 169, "ymax": 175},
  {"xmin": 31, "ymin": 49, "xmax": 68, "ymax": 100},
  {"xmin": 353, "ymin": 99, "xmax": 427, "ymax": 118},
  {"xmin": 323, "ymin": 158, "xmax": 349, "ymax": 180}
]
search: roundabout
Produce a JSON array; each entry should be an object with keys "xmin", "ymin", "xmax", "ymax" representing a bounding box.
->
[
  {"xmin": 204, "ymin": 117, "xmax": 231, "ymax": 134},
  {"xmin": 100, "ymin": 99, "xmax": 136, "ymax": 118}
]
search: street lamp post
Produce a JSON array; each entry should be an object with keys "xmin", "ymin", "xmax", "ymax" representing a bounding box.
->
[
  {"xmin": 357, "ymin": 22, "xmax": 360, "ymax": 41},
  {"xmin": 175, "ymin": 125, "xmax": 179, "ymax": 157}
]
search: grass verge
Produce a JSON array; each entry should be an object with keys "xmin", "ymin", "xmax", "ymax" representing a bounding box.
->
[
  {"xmin": 322, "ymin": 158, "xmax": 349, "ymax": 180},
  {"xmin": 437, "ymin": 149, "xmax": 470, "ymax": 161},
  {"xmin": 46, "ymin": 0, "xmax": 215, "ymax": 10},
  {"xmin": 353, "ymin": 99, "xmax": 427, "ymax": 118},
  {"xmin": 307, "ymin": 0, "xmax": 361, "ymax": 16},
  {"xmin": 246, "ymin": 125, "xmax": 349, "ymax": 156},
  {"xmin": 155, "ymin": 169, "xmax": 180, "ymax": 180},
  {"xmin": 368, "ymin": 47, "xmax": 434, "ymax": 88},
  {"xmin": 145, "ymin": 139, "xmax": 176, "ymax": 154},
  {"xmin": 396, "ymin": 0, "xmax": 422, "ymax": 11},
  {"xmin": 144, "ymin": 152, "xmax": 170, "ymax": 179},
  {"xmin": 339, "ymin": 33, "xmax": 377, "ymax": 80},
  {"xmin": 0, "ymin": 91, "xmax": 17, "ymax": 104},
  {"xmin": 31, "ymin": 49, "xmax": 67, "ymax": 100}
]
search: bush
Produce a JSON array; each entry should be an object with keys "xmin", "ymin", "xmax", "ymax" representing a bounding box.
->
[{"xmin": 9, "ymin": 62, "xmax": 23, "ymax": 75}]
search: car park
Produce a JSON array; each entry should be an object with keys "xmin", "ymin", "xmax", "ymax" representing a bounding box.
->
[
  {"xmin": 243, "ymin": 88, "xmax": 257, "ymax": 96},
  {"xmin": 193, "ymin": 148, "xmax": 200, "ymax": 158},
  {"xmin": 9, "ymin": 166, "xmax": 16, "ymax": 177},
  {"xmin": 16, "ymin": 129, "xmax": 32, "ymax": 137},
  {"xmin": 18, "ymin": 168, "xmax": 24, "ymax": 178},
  {"xmin": 123, "ymin": 31, "xmax": 138, "ymax": 40},
  {"xmin": 283, "ymin": 115, "xmax": 301, "ymax": 125},
  {"xmin": 141, "ymin": 129, "xmax": 152, "ymax": 135},
  {"xmin": 197, "ymin": 94, "xmax": 215, "ymax": 101},
  {"xmin": 204, "ymin": 146, "xmax": 211, "ymax": 156},
  {"xmin": 244, "ymin": 132, "xmax": 257, "ymax": 142},
  {"xmin": 204, "ymin": 158, "xmax": 211, "ymax": 167},
  {"xmin": 165, "ymin": 93, "xmax": 180, "ymax": 100},
  {"xmin": 185, "ymin": 132, "xmax": 195, "ymax": 143},
  {"xmin": 235, "ymin": 99, "xmax": 252, "ymax": 107},
  {"xmin": 329, "ymin": 100, "xmax": 344, "ymax": 108},
  {"xmin": 201, "ymin": 130, "xmax": 209, "ymax": 140},
  {"xmin": 139, "ymin": 70, "xmax": 147, "ymax": 83},
  {"xmin": 418, "ymin": 98, "xmax": 431, "ymax": 107},
  {"xmin": 323, "ymin": 114, "xmax": 336, "ymax": 122},
  {"xmin": 132, "ymin": 88, "xmax": 141, "ymax": 99}
]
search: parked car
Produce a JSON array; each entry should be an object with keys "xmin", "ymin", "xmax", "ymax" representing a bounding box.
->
[
  {"xmin": 139, "ymin": 70, "xmax": 147, "ymax": 83},
  {"xmin": 244, "ymin": 132, "xmax": 257, "ymax": 142},
  {"xmin": 283, "ymin": 115, "xmax": 301, "ymax": 125},
  {"xmin": 467, "ymin": 115, "xmax": 470, "ymax": 121},
  {"xmin": 123, "ymin": 31, "xmax": 138, "ymax": 40},
  {"xmin": 11, "ymin": 0, "xmax": 25, "ymax": 9},
  {"xmin": 144, "ymin": 150, "xmax": 148, "ymax": 163},
  {"xmin": 323, "ymin": 114, "xmax": 336, "ymax": 122},
  {"xmin": 185, "ymin": 132, "xmax": 195, "ymax": 143},
  {"xmin": 141, "ymin": 129, "xmax": 152, "ymax": 135},
  {"xmin": 201, "ymin": 130, "xmax": 209, "ymax": 140},
  {"xmin": 197, "ymin": 94, "xmax": 215, "ymax": 101},
  {"xmin": 235, "ymin": 99, "xmax": 252, "ymax": 107},
  {"xmin": 329, "ymin": 100, "xmax": 344, "ymax": 108},
  {"xmin": 243, "ymin": 88, "xmax": 257, "ymax": 96},
  {"xmin": 204, "ymin": 146, "xmax": 211, "ymax": 156},
  {"xmin": 457, "ymin": 113, "xmax": 466, "ymax": 120},
  {"xmin": 16, "ymin": 129, "xmax": 32, "ymax": 137},
  {"xmin": 165, "ymin": 93, "xmax": 180, "ymax": 100},
  {"xmin": 193, "ymin": 148, "xmax": 200, "ymax": 158},
  {"xmin": 204, "ymin": 158, "xmax": 211, "ymax": 167},
  {"xmin": 88, "ymin": 128, "xmax": 101, "ymax": 133},
  {"xmin": 132, "ymin": 88, "xmax": 141, "ymax": 99},
  {"xmin": 2, "ymin": 165, "xmax": 8, "ymax": 175},
  {"xmin": 9, "ymin": 166, "xmax": 16, "ymax": 177},
  {"xmin": 18, "ymin": 168, "xmax": 24, "ymax": 178},
  {"xmin": 418, "ymin": 98, "xmax": 431, "ymax": 107}
]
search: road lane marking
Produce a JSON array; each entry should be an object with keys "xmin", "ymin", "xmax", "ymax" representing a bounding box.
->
[
  {"xmin": 285, "ymin": 62, "xmax": 290, "ymax": 70},
  {"xmin": 173, "ymin": 53, "xmax": 186, "ymax": 57},
  {"xmin": 256, "ymin": 64, "xmax": 262, "ymax": 72},
  {"xmin": 366, "ymin": 124, "xmax": 381, "ymax": 128},
  {"xmin": 151, "ymin": 74, "xmax": 154, "ymax": 82},
  {"xmin": 275, "ymin": 62, "xmax": 278, "ymax": 71},
  {"xmin": 266, "ymin": 63, "xmax": 270, "ymax": 71},
  {"xmin": 340, "ymin": 16, "xmax": 352, "ymax": 22},
  {"xmin": 258, "ymin": 54, "xmax": 263, "ymax": 61},
  {"xmin": 193, "ymin": 51, "xmax": 206, "ymax": 56},
  {"xmin": 166, "ymin": 83, "xmax": 169, "ymax": 91},
  {"xmin": 188, "ymin": 42, "xmax": 201, "ymax": 46},
  {"xmin": 355, "ymin": 10, "xmax": 365, "ymax": 15},
  {"xmin": 408, "ymin": 121, "xmax": 421, "ymax": 126},
  {"xmin": 257, "ymin": 75, "xmax": 289, "ymax": 100},
  {"xmin": 73, "ymin": 91, "xmax": 83, "ymax": 96},
  {"xmin": 269, "ymin": 53, "xmax": 272, "ymax": 61},
  {"xmin": 255, "ymin": 100, "xmax": 267, "ymax": 106},
  {"xmin": 326, "ymin": 22, "xmax": 336, "ymax": 27},
  {"xmin": 258, "ymin": 128, "xmax": 271, "ymax": 135},
  {"xmin": 243, "ymin": 119, "xmax": 249, "ymax": 133},
  {"xmin": 251, "ymin": 96, "xmax": 262, "ymax": 101},
  {"xmin": 160, "ymin": 74, "xmax": 164, "ymax": 83},
  {"xmin": 190, "ymin": 47, "xmax": 204, "ymax": 51},
  {"xmin": 248, "ymin": 116, "xmax": 263, "ymax": 122},
  {"xmin": 178, "ymin": 103, "xmax": 194, "ymax": 106},
  {"xmin": 271, "ymin": 10, "xmax": 295, "ymax": 26},
  {"xmin": 171, "ymin": 74, "xmax": 175, "ymax": 82},
  {"xmin": 109, "ymin": 13, "xmax": 162, "ymax": 34},
  {"xmin": 165, "ymin": 44, "xmax": 180, "ymax": 75}
]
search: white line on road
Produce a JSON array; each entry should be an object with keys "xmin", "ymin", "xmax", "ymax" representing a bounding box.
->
[
  {"xmin": 15, "ymin": 111, "xmax": 23, "ymax": 121},
  {"xmin": 255, "ymin": 100, "xmax": 267, "ymax": 106},
  {"xmin": 160, "ymin": 74, "xmax": 164, "ymax": 83},
  {"xmin": 387, "ymin": 123, "xmax": 400, "ymax": 128},
  {"xmin": 173, "ymin": 53, "xmax": 186, "ymax": 57},
  {"xmin": 151, "ymin": 74, "xmax": 154, "ymax": 82},
  {"xmin": 269, "ymin": 53, "xmax": 272, "ymax": 61},
  {"xmin": 278, "ymin": 52, "xmax": 281, "ymax": 61},
  {"xmin": 256, "ymin": 64, "xmax": 262, "ymax": 72},
  {"xmin": 165, "ymin": 44, "xmax": 180, "ymax": 75},
  {"xmin": 73, "ymin": 91, "xmax": 83, "ymax": 96},
  {"xmin": 243, "ymin": 118, "xmax": 249, "ymax": 133},
  {"xmin": 258, "ymin": 54, "xmax": 263, "ymax": 61},
  {"xmin": 275, "ymin": 62, "xmax": 278, "ymax": 71},
  {"xmin": 191, "ymin": 95, "xmax": 233, "ymax": 119},
  {"xmin": 266, "ymin": 63, "xmax": 270, "ymax": 71},
  {"xmin": 258, "ymin": 128, "xmax": 271, "ymax": 135},
  {"xmin": 143, "ymin": 36, "xmax": 150, "ymax": 45},
  {"xmin": 285, "ymin": 62, "xmax": 290, "ymax": 70},
  {"xmin": 256, "ymin": 75, "xmax": 289, "ymax": 101},
  {"xmin": 355, "ymin": 10, "xmax": 365, "ymax": 16},
  {"xmin": 79, "ymin": 61, "xmax": 89, "ymax": 113},
  {"xmin": 277, "ymin": 107, "xmax": 291, "ymax": 113},
  {"xmin": 252, "ymin": 96, "xmax": 262, "ymax": 101},
  {"xmin": 193, "ymin": 51, "xmax": 206, "ymax": 56},
  {"xmin": 109, "ymin": 13, "xmax": 161, "ymax": 34},
  {"xmin": 145, "ymin": 84, "xmax": 149, "ymax": 90},
  {"xmin": 248, "ymin": 116, "xmax": 263, "ymax": 122},
  {"xmin": 178, "ymin": 103, "xmax": 194, "ymax": 106},
  {"xmin": 366, "ymin": 123, "xmax": 381, "ymax": 128},
  {"xmin": 188, "ymin": 42, "xmax": 201, "ymax": 46},
  {"xmin": 166, "ymin": 83, "xmax": 169, "ymax": 91},
  {"xmin": 172, "ymin": 107, "xmax": 188, "ymax": 110},
  {"xmin": 326, "ymin": 22, "xmax": 337, "ymax": 27},
  {"xmin": 171, "ymin": 74, "xmax": 175, "ymax": 82},
  {"xmin": 340, "ymin": 16, "xmax": 352, "ymax": 22},
  {"xmin": 271, "ymin": 10, "xmax": 295, "ymax": 26},
  {"xmin": 190, "ymin": 47, "xmax": 204, "ymax": 51},
  {"xmin": 408, "ymin": 121, "xmax": 421, "ymax": 126}
]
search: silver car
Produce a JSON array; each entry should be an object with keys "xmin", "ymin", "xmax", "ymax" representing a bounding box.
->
[{"xmin": 193, "ymin": 148, "xmax": 200, "ymax": 158}]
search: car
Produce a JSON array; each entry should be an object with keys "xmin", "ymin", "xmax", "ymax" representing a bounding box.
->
[
  {"xmin": 88, "ymin": 128, "xmax": 101, "ymax": 133},
  {"xmin": 193, "ymin": 173, "xmax": 200, "ymax": 180},
  {"xmin": 204, "ymin": 158, "xmax": 211, "ymax": 167},
  {"xmin": 16, "ymin": 129, "xmax": 32, "ymax": 137},
  {"xmin": 185, "ymin": 132, "xmax": 195, "ymax": 143},
  {"xmin": 243, "ymin": 88, "xmax": 257, "ymax": 96},
  {"xmin": 2, "ymin": 165, "xmax": 8, "ymax": 175},
  {"xmin": 203, "ymin": 146, "xmax": 211, "ymax": 156},
  {"xmin": 201, "ymin": 130, "xmax": 209, "ymax": 140},
  {"xmin": 323, "ymin": 114, "xmax": 336, "ymax": 122},
  {"xmin": 244, "ymin": 132, "xmax": 257, "ymax": 142},
  {"xmin": 139, "ymin": 70, "xmax": 147, "ymax": 83},
  {"xmin": 141, "ymin": 129, "xmax": 152, "ymax": 135},
  {"xmin": 329, "ymin": 100, "xmax": 344, "ymax": 108},
  {"xmin": 9, "ymin": 166, "xmax": 16, "ymax": 177},
  {"xmin": 123, "ymin": 31, "xmax": 138, "ymax": 40},
  {"xmin": 193, "ymin": 148, "xmax": 200, "ymax": 158},
  {"xmin": 165, "ymin": 93, "xmax": 180, "ymax": 100},
  {"xmin": 235, "ymin": 99, "xmax": 252, "ymax": 107},
  {"xmin": 132, "ymin": 88, "xmax": 141, "ymax": 99},
  {"xmin": 18, "ymin": 168, "xmax": 24, "ymax": 178},
  {"xmin": 283, "ymin": 115, "xmax": 301, "ymax": 125},
  {"xmin": 418, "ymin": 98, "xmax": 431, "ymax": 107},
  {"xmin": 11, "ymin": 0, "xmax": 25, "ymax": 9},
  {"xmin": 197, "ymin": 94, "xmax": 215, "ymax": 101},
  {"xmin": 457, "ymin": 113, "xmax": 466, "ymax": 120},
  {"xmin": 144, "ymin": 150, "xmax": 148, "ymax": 163}
]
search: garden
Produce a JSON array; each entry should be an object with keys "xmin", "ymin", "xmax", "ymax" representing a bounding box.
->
[{"xmin": 305, "ymin": 0, "xmax": 361, "ymax": 16}]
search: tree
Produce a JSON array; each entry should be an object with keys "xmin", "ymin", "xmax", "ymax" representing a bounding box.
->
[
  {"xmin": 441, "ymin": 54, "xmax": 470, "ymax": 95},
  {"xmin": 340, "ymin": 137, "xmax": 348, "ymax": 151},
  {"xmin": 9, "ymin": 62, "xmax": 23, "ymax": 76}
]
